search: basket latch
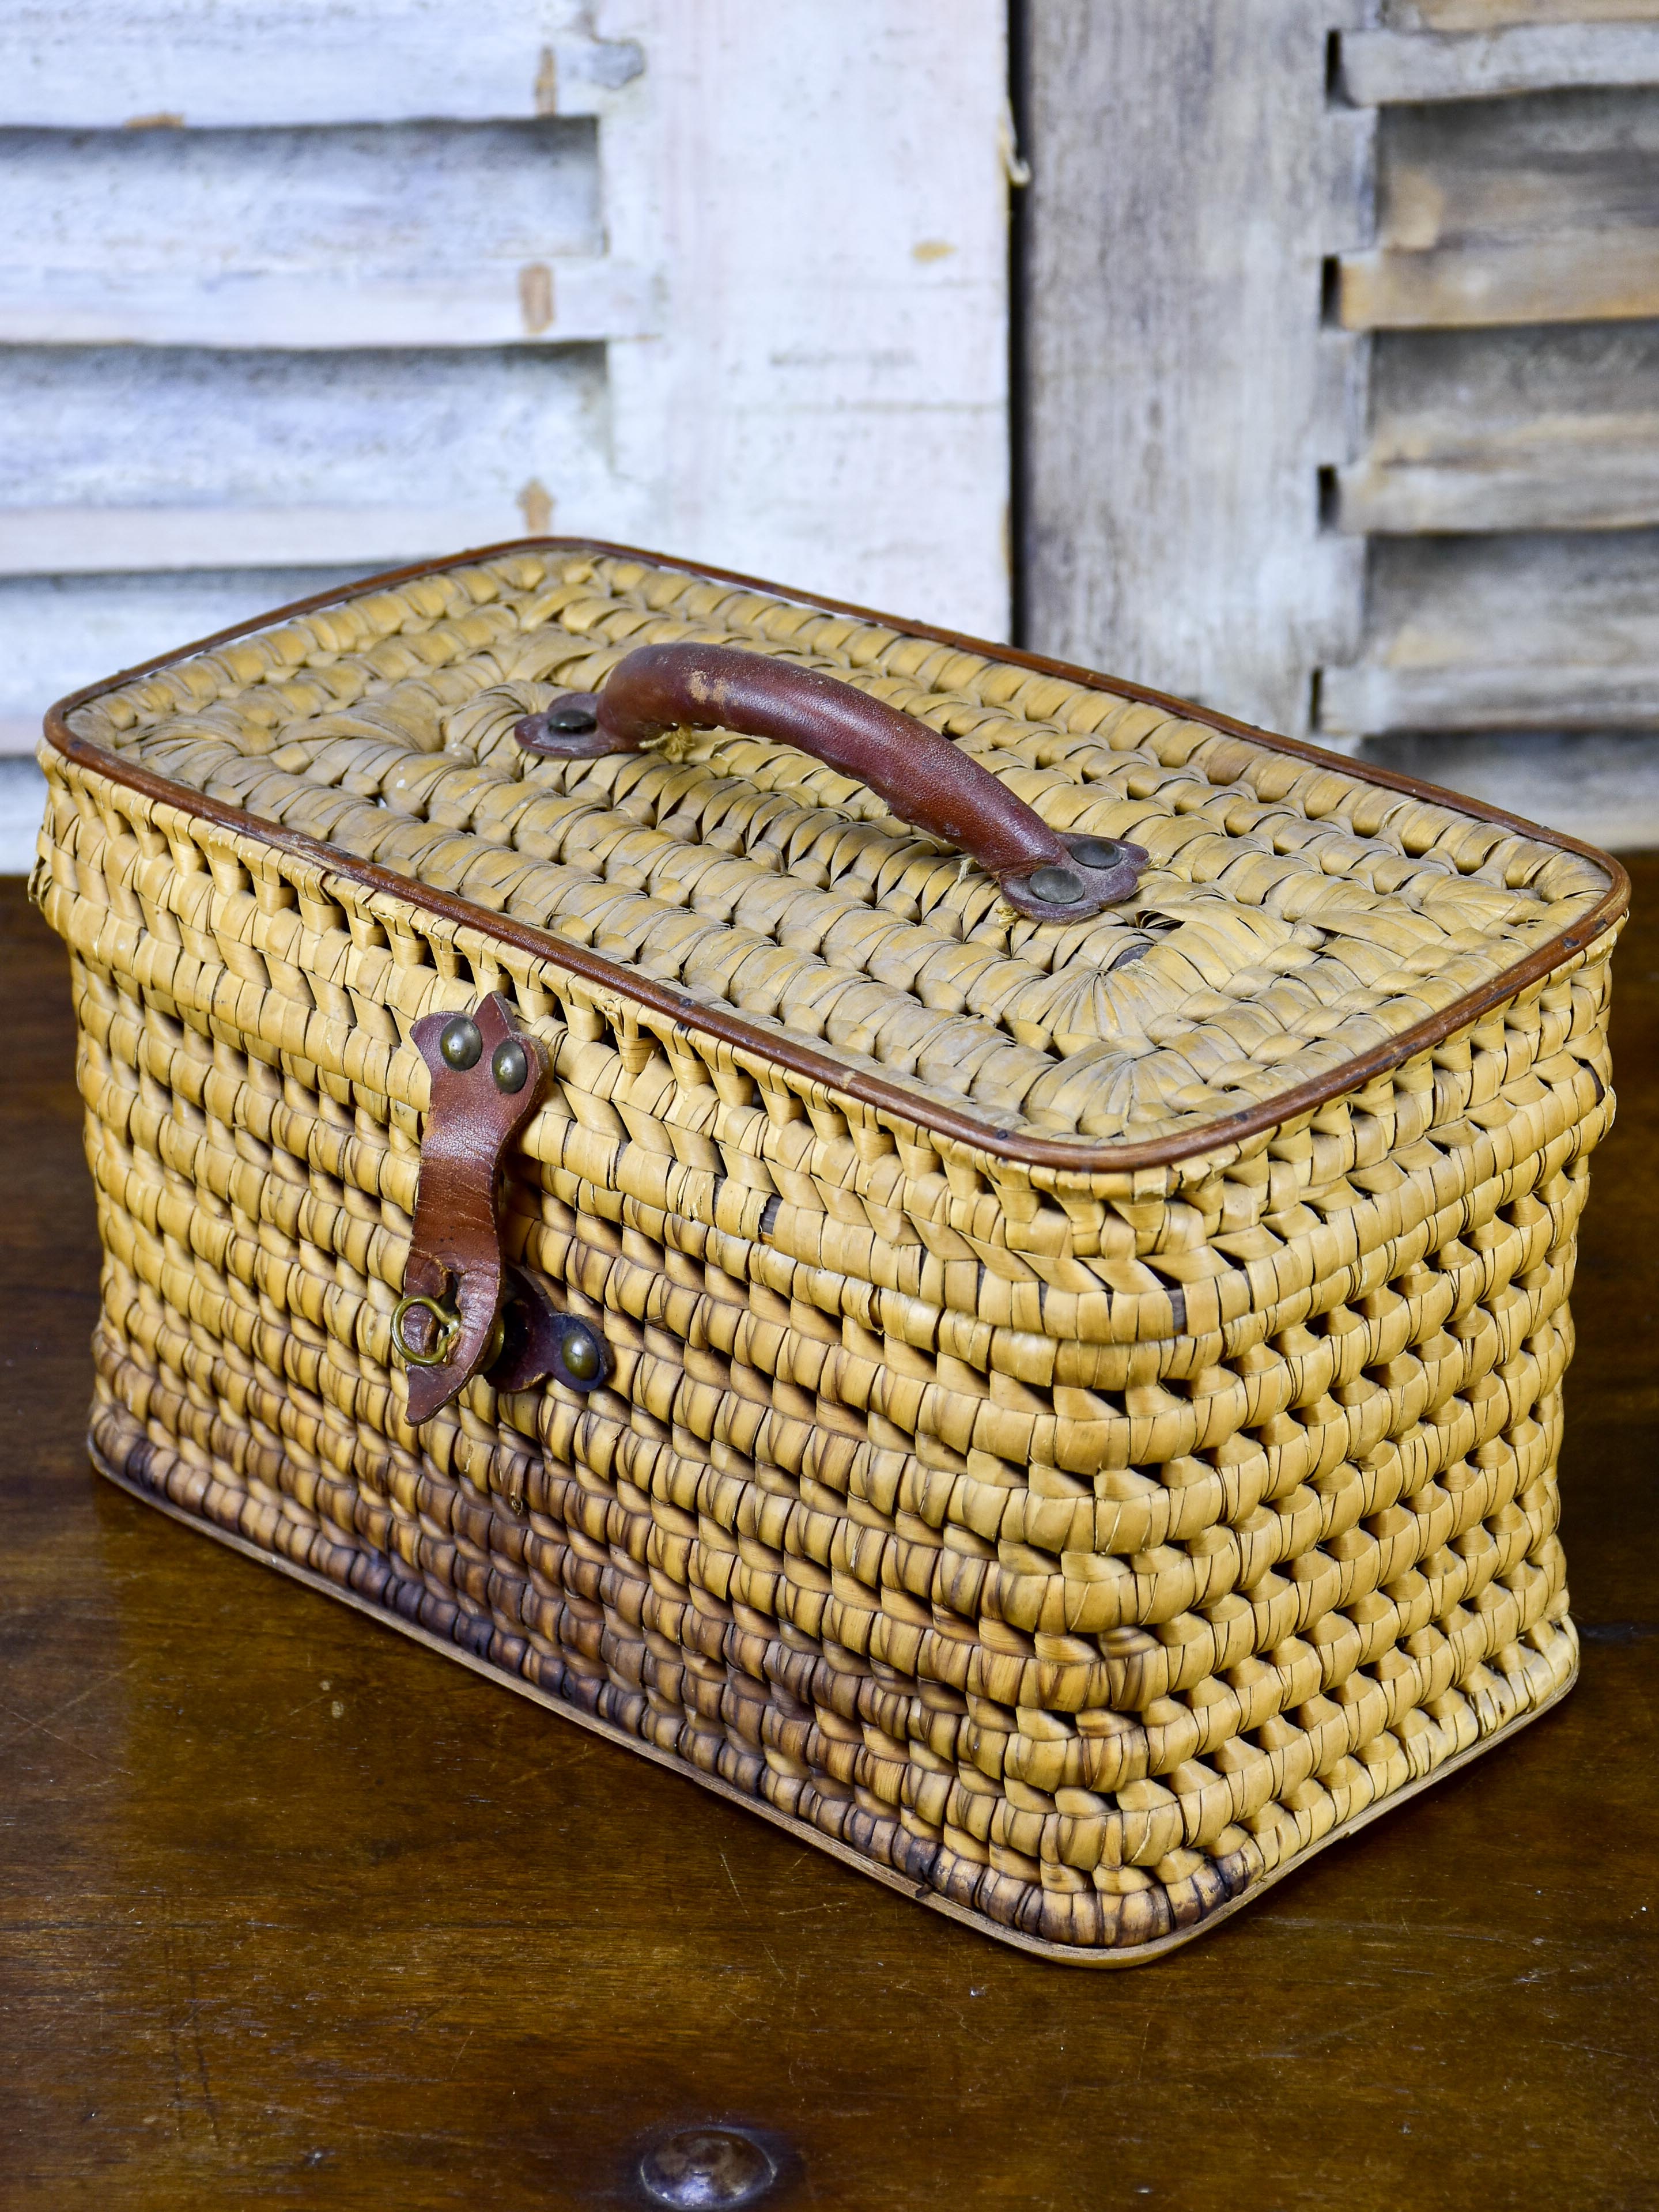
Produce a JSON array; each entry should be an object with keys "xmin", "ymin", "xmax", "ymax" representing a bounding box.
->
[{"xmin": 393, "ymin": 993, "xmax": 611, "ymax": 1422}]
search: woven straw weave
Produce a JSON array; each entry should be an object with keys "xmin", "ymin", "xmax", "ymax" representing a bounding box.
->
[{"xmin": 37, "ymin": 544, "xmax": 1624, "ymax": 1960}]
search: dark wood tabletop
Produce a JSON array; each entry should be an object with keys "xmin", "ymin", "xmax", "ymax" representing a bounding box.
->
[{"xmin": 3, "ymin": 863, "xmax": 1657, "ymax": 2212}]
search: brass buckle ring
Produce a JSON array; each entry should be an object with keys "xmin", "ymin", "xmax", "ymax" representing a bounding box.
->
[{"xmin": 392, "ymin": 1292, "xmax": 462, "ymax": 1367}]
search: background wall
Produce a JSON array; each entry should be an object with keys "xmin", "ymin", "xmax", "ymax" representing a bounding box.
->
[
  {"xmin": 1019, "ymin": 0, "xmax": 1659, "ymax": 854},
  {"xmin": 0, "ymin": 0, "xmax": 1012, "ymax": 867}
]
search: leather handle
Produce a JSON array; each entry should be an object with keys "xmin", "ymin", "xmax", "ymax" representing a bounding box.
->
[{"xmin": 515, "ymin": 642, "xmax": 1146, "ymax": 921}]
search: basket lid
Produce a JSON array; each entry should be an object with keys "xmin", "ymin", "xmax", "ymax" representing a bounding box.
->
[{"xmin": 51, "ymin": 541, "xmax": 1624, "ymax": 1169}]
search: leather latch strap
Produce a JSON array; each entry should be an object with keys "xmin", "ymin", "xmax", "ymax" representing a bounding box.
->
[{"xmin": 395, "ymin": 993, "xmax": 548, "ymax": 1424}]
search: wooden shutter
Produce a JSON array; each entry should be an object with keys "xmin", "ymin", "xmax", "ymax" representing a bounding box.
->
[
  {"xmin": 1020, "ymin": 1, "xmax": 1373, "ymax": 744},
  {"xmin": 1322, "ymin": 0, "xmax": 1659, "ymax": 818},
  {"xmin": 1022, "ymin": 0, "xmax": 1659, "ymax": 848}
]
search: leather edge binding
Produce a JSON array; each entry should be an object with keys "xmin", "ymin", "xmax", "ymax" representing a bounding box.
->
[{"xmin": 40, "ymin": 534, "xmax": 1632, "ymax": 1178}]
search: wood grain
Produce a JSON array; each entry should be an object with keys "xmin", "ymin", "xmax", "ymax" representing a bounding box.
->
[
  {"xmin": 1344, "ymin": 21, "xmax": 1659, "ymax": 103},
  {"xmin": 1386, "ymin": 0, "xmax": 1659, "ymax": 26},
  {"xmin": 2, "ymin": 115, "xmax": 600, "ymax": 276},
  {"xmin": 1335, "ymin": 322, "xmax": 1659, "ymax": 531},
  {"xmin": 3, "ymin": 863, "xmax": 1658, "ymax": 2209},
  {"xmin": 1020, "ymin": 0, "xmax": 1370, "ymax": 736},
  {"xmin": 1341, "ymin": 228, "xmax": 1659, "ymax": 328},
  {"xmin": 1318, "ymin": 528, "xmax": 1659, "ymax": 733},
  {"xmin": 0, "ymin": 0, "xmax": 645, "ymax": 124},
  {"xmin": 1339, "ymin": 85, "xmax": 1659, "ymax": 330}
]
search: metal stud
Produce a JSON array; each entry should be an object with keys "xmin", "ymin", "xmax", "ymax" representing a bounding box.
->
[
  {"xmin": 1067, "ymin": 835, "xmax": 1127, "ymax": 869},
  {"xmin": 439, "ymin": 1015, "xmax": 482, "ymax": 1070},
  {"xmin": 491, "ymin": 1037, "xmax": 530, "ymax": 1094},
  {"xmin": 638, "ymin": 2128, "xmax": 777, "ymax": 2209},
  {"xmin": 1027, "ymin": 864, "xmax": 1086, "ymax": 905},
  {"xmin": 514, "ymin": 694, "xmax": 604, "ymax": 754},
  {"xmin": 552, "ymin": 1315, "xmax": 610, "ymax": 1391}
]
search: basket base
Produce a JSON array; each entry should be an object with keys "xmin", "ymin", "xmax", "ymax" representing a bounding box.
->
[{"xmin": 90, "ymin": 1431, "xmax": 1576, "ymax": 1968}]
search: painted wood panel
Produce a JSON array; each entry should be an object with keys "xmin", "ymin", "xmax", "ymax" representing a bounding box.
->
[
  {"xmin": 0, "ymin": 344, "xmax": 611, "ymax": 574},
  {"xmin": 1335, "ymin": 322, "xmax": 1659, "ymax": 530},
  {"xmin": 1021, "ymin": 0, "xmax": 1372, "ymax": 739},
  {"xmin": 0, "ymin": 344, "xmax": 610, "ymax": 509},
  {"xmin": 0, "ymin": 119, "xmax": 656, "ymax": 350},
  {"xmin": 586, "ymin": 0, "xmax": 1011, "ymax": 633},
  {"xmin": 1386, "ymin": 2, "xmax": 1659, "ymax": 24},
  {"xmin": 2, "ymin": 0, "xmax": 645, "ymax": 125},
  {"xmin": 1339, "ymin": 87, "xmax": 1659, "ymax": 329},
  {"xmin": 1321, "ymin": 530, "xmax": 1659, "ymax": 732},
  {"xmin": 1346, "ymin": 22, "xmax": 1659, "ymax": 101},
  {"xmin": 4, "ymin": 119, "xmax": 601, "ymax": 270}
]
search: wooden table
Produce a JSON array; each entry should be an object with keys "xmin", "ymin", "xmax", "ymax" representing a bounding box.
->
[{"xmin": 4, "ymin": 867, "xmax": 1656, "ymax": 2212}]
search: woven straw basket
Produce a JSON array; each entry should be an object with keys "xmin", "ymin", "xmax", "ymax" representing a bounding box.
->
[{"xmin": 36, "ymin": 540, "xmax": 1627, "ymax": 1964}]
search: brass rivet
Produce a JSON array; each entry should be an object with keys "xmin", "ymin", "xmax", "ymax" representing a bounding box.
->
[
  {"xmin": 638, "ymin": 2128, "xmax": 777, "ymax": 2209},
  {"xmin": 557, "ymin": 1318, "xmax": 603, "ymax": 1385},
  {"xmin": 1029, "ymin": 864, "xmax": 1085, "ymax": 905},
  {"xmin": 440, "ymin": 1016, "xmax": 482, "ymax": 1070},
  {"xmin": 1067, "ymin": 835, "xmax": 1125, "ymax": 869},
  {"xmin": 492, "ymin": 1038, "xmax": 530, "ymax": 1093}
]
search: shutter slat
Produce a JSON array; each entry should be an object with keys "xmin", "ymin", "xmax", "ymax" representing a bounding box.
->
[
  {"xmin": 1344, "ymin": 22, "xmax": 1659, "ymax": 103},
  {"xmin": 1321, "ymin": 531, "xmax": 1659, "ymax": 736},
  {"xmin": 0, "ymin": 507, "xmax": 552, "ymax": 577},
  {"xmin": 0, "ymin": 118, "xmax": 653, "ymax": 350},
  {"xmin": 0, "ymin": 265, "xmax": 656, "ymax": 351},
  {"xmin": 1321, "ymin": 66, "xmax": 1659, "ymax": 827},
  {"xmin": 1337, "ymin": 87, "xmax": 1659, "ymax": 329},
  {"xmin": 1335, "ymin": 324, "xmax": 1659, "ymax": 533},
  {"xmin": 1, "ymin": 2, "xmax": 643, "ymax": 126}
]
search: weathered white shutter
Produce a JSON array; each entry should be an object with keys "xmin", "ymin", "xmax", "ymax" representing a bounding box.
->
[{"xmin": 0, "ymin": 0, "xmax": 1011, "ymax": 865}]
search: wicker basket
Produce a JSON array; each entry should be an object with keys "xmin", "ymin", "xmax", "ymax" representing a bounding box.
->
[{"xmin": 36, "ymin": 540, "xmax": 1627, "ymax": 1964}]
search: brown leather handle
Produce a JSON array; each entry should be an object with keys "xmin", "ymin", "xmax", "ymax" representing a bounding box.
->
[{"xmin": 515, "ymin": 642, "xmax": 1146, "ymax": 921}]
